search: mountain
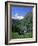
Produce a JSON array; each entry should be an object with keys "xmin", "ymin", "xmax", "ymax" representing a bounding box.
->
[
  {"xmin": 12, "ymin": 12, "xmax": 33, "ymax": 33},
  {"xmin": 12, "ymin": 19, "xmax": 20, "ymax": 25},
  {"xmin": 11, "ymin": 13, "xmax": 24, "ymax": 20}
]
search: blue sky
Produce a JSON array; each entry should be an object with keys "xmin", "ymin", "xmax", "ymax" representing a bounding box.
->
[{"xmin": 11, "ymin": 6, "xmax": 32, "ymax": 16}]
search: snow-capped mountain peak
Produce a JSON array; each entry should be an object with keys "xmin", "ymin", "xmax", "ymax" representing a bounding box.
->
[{"xmin": 11, "ymin": 13, "xmax": 24, "ymax": 20}]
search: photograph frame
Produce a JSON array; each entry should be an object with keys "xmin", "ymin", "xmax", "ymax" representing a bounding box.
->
[{"xmin": 5, "ymin": 1, "xmax": 37, "ymax": 45}]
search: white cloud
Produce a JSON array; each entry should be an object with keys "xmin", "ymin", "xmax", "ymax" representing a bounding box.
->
[{"xmin": 11, "ymin": 13, "xmax": 24, "ymax": 20}]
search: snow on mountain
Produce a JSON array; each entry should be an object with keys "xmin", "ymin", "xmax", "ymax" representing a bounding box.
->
[{"xmin": 11, "ymin": 13, "xmax": 24, "ymax": 20}]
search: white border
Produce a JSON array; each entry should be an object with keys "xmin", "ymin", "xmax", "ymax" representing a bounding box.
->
[{"xmin": 8, "ymin": 3, "xmax": 36, "ymax": 43}]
